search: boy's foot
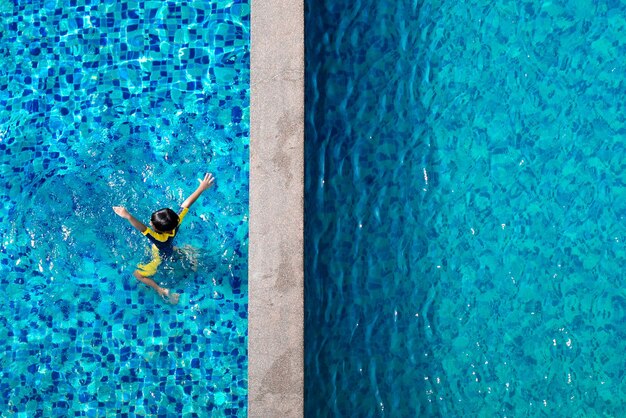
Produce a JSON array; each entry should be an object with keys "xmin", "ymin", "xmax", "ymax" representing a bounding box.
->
[
  {"xmin": 160, "ymin": 288, "xmax": 180, "ymax": 305},
  {"xmin": 168, "ymin": 292, "xmax": 180, "ymax": 305}
]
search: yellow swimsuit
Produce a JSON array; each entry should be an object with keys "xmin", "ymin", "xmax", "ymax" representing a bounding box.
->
[{"xmin": 137, "ymin": 207, "xmax": 189, "ymax": 277}]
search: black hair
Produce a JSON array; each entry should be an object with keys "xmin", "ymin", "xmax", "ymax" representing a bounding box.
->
[{"xmin": 151, "ymin": 208, "xmax": 179, "ymax": 232}]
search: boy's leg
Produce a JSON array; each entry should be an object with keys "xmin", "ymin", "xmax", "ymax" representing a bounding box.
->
[
  {"xmin": 175, "ymin": 245, "xmax": 199, "ymax": 271},
  {"xmin": 136, "ymin": 247, "xmax": 179, "ymax": 304},
  {"xmin": 133, "ymin": 270, "xmax": 180, "ymax": 304},
  {"xmin": 133, "ymin": 270, "xmax": 167, "ymax": 296}
]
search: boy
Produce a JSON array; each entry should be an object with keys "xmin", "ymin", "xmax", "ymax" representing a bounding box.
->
[{"xmin": 113, "ymin": 173, "xmax": 215, "ymax": 304}]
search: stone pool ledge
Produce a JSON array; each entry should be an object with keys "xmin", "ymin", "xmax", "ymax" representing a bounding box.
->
[{"xmin": 249, "ymin": 1, "xmax": 304, "ymax": 417}]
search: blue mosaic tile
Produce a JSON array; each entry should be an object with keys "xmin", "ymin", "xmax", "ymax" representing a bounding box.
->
[{"xmin": 0, "ymin": 0, "xmax": 249, "ymax": 415}]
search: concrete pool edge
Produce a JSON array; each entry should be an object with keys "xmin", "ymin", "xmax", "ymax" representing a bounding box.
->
[{"xmin": 249, "ymin": 1, "xmax": 304, "ymax": 417}]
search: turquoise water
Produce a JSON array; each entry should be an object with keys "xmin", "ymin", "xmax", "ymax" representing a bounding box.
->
[
  {"xmin": 305, "ymin": 0, "xmax": 626, "ymax": 416},
  {"xmin": 0, "ymin": 1, "xmax": 248, "ymax": 415}
]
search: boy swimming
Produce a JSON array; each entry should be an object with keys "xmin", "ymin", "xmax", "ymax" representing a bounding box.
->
[{"xmin": 113, "ymin": 173, "xmax": 215, "ymax": 304}]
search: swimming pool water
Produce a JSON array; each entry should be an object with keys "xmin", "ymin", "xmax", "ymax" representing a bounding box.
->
[
  {"xmin": 306, "ymin": 0, "xmax": 626, "ymax": 416},
  {"xmin": 0, "ymin": 0, "xmax": 248, "ymax": 416}
]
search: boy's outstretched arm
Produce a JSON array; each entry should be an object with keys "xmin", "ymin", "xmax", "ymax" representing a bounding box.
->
[
  {"xmin": 181, "ymin": 173, "xmax": 214, "ymax": 209},
  {"xmin": 112, "ymin": 206, "xmax": 148, "ymax": 233}
]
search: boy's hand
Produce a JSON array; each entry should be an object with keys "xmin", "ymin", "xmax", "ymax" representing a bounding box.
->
[
  {"xmin": 181, "ymin": 173, "xmax": 215, "ymax": 209},
  {"xmin": 198, "ymin": 173, "xmax": 215, "ymax": 192},
  {"xmin": 112, "ymin": 206, "xmax": 131, "ymax": 219}
]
